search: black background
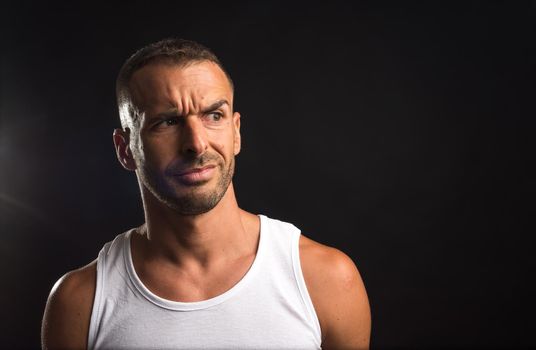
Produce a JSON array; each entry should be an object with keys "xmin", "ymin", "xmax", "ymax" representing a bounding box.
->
[{"xmin": 1, "ymin": 1, "xmax": 534, "ymax": 349}]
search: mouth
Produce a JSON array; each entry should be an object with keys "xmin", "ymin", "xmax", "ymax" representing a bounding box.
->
[{"xmin": 174, "ymin": 165, "xmax": 217, "ymax": 185}]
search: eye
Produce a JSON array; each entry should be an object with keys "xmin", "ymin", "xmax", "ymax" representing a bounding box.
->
[
  {"xmin": 202, "ymin": 111, "xmax": 228, "ymax": 129},
  {"xmin": 208, "ymin": 112, "xmax": 223, "ymax": 121},
  {"xmin": 152, "ymin": 117, "xmax": 179, "ymax": 130},
  {"xmin": 163, "ymin": 118, "xmax": 179, "ymax": 126}
]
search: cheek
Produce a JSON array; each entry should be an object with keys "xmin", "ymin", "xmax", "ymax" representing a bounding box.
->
[
  {"xmin": 138, "ymin": 136, "xmax": 177, "ymax": 170},
  {"xmin": 209, "ymin": 131, "xmax": 235, "ymax": 158}
]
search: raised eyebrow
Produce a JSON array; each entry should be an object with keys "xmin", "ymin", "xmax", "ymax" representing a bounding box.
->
[
  {"xmin": 151, "ymin": 100, "xmax": 229, "ymax": 119},
  {"xmin": 201, "ymin": 99, "xmax": 229, "ymax": 113}
]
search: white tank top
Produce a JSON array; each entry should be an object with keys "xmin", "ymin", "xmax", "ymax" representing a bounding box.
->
[{"xmin": 88, "ymin": 215, "xmax": 322, "ymax": 349}]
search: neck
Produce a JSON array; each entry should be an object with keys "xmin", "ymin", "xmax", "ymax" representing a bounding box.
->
[{"xmin": 137, "ymin": 182, "xmax": 253, "ymax": 267}]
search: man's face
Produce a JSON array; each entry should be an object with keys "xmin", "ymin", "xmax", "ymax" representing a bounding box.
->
[{"xmin": 125, "ymin": 61, "xmax": 240, "ymax": 215}]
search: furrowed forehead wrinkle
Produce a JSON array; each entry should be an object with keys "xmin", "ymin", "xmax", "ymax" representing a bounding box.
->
[{"xmin": 124, "ymin": 62, "xmax": 234, "ymax": 123}]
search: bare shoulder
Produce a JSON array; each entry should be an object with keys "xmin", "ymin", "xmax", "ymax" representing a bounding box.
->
[
  {"xmin": 299, "ymin": 235, "xmax": 371, "ymax": 350},
  {"xmin": 42, "ymin": 260, "xmax": 97, "ymax": 350}
]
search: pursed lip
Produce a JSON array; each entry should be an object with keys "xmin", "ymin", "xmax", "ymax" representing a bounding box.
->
[
  {"xmin": 173, "ymin": 165, "xmax": 217, "ymax": 185},
  {"xmin": 176, "ymin": 165, "xmax": 216, "ymax": 176}
]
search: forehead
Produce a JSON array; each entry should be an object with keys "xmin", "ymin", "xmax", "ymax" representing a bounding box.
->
[{"xmin": 128, "ymin": 61, "xmax": 233, "ymax": 112}]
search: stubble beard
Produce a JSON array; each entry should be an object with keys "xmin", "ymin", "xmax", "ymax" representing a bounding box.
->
[{"xmin": 138, "ymin": 155, "xmax": 235, "ymax": 216}]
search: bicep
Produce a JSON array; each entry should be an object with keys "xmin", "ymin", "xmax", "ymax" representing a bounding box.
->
[{"xmin": 42, "ymin": 265, "xmax": 96, "ymax": 350}]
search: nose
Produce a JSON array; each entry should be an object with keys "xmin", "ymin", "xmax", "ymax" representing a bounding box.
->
[{"xmin": 180, "ymin": 116, "xmax": 208, "ymax": 157}]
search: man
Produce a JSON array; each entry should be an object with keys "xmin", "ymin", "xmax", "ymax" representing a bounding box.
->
[{"xmin": 42, "ymin": 38, "xmax": 371, "ymax": 349}]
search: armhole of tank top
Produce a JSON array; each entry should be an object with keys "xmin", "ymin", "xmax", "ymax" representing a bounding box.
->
[
  {"xmin": 291, "ymin": 231, "xmax": 323, "ymax": 348},
  {"xmin": 87, "ymin": 247, "xmax": 106, "ymax": 350}
]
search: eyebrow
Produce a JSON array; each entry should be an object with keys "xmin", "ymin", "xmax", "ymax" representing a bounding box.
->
[
  {"xmin": 155, "ymin": 99, "xmax": 229, "ymax": 118},
  {"xmin": 201, "ymin": 99, "xmax": 229, "ymax": 113}
]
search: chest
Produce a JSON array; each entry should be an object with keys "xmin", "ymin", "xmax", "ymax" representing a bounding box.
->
[
  {"xmin": 134, "ymin": 255, "xmax": 256, "ymax": 302},
  {"xmin": 93, "ymin": 278, "xmax": 321, "ymax": 349}
]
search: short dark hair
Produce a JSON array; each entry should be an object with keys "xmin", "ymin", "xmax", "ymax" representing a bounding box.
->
[{"xmin": 116, "ymin": 38, "xmax": 233, "ymax": 129}]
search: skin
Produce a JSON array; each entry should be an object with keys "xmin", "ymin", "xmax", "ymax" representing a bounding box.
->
[{"xmin": 42, "ymin": 61, "xmax": 371, "ymax": 349}]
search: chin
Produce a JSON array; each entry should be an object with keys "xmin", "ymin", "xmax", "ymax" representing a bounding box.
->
[
  {"xmin": 164, "ymin": 193, "xmax": 222, "ymax": 215},
  {"xmin": 156, "ymin": 181, "xmax": 230, "ymax": 216}
]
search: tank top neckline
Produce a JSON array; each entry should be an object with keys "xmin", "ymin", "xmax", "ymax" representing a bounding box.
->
[{"xmin": 123, "ymin": 214, "xmax": 267, "ymax": 311}]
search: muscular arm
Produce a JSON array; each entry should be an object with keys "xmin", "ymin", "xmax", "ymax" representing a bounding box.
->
[
  {"xmin": 41, "ymin": 261, "xmax": 97, "ymax": 350},
  {"xmin": 300, "ymin": 236, "xmax": 371, "ymax": 350}
]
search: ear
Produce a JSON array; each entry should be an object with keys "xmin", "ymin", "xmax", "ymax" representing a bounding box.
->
[
  {"xmin": 232, "ymin": 112, "xmax": 241, "ymax": 156},
  {"xmin": 113, "ymin": 128, "xmax": 137, "ymax": 171}
]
